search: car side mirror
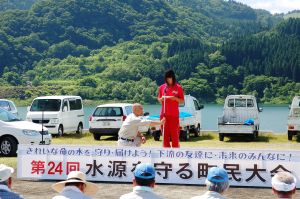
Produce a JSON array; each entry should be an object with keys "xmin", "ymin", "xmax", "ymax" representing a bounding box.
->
[
  {"xmin": 259, "ymin": 107, "xmax": 263, "ymax": 112},
  {"xmin": 143, "ymin": 112, "xmax": 149, "ymax": 116}
]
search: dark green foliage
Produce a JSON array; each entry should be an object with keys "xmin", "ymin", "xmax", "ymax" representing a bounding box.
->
[
  {"xmin": 0, "ymin": 0, "xmax": 273, "ymax": 76},
  {"xmin": 222, "ymin": 18, "xmax": 300, "ymax": 82},
  {"xmin": 0, "ymin": 0, "xmax": 298, "ymax": 104},
  {"xmin": 277, "ymin": 18, "xmax": 300, "ymax": 37},
  {"xmin": 80, "ymin": 77, "xmax": 97, "ymax": 88},
  {"xmin": 0, "ymin": 0, "xmax": 36, "ymax": 11},
  {"xmin": 166, "ymin": 38, "xmax": 208, "ymax": 80}
]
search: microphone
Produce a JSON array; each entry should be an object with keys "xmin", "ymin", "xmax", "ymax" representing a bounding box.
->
[{"xmin": 164, "ymin": 84, "xmax": 168, "ymax": 94}]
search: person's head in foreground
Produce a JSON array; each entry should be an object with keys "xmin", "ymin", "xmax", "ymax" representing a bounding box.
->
[
  {"xmin": 206, "ymin": 167, "xmax": 229, "ymax": 195},
  {"xmin": 120, "ymin": 163, "xmax": 164, "ymax": 199},
  {"xmin": 164, "ymin": 69, "xmax": 176, "ymax": 86},
  {"xmin": 133, "ymin": 103, "xmax": 144, "ymax": 117},
  {"xmin": 52, "ymin": 171, "xmax": 99, "ymax": 199},
  {"xmin": 191, "ymin": 167, "xmax": 229, "ymax": 199},
  {"xmin": 133, "ymin": 163, "xmax": 156, "ymax": 188},
  {"xmin": 272, "ymin": 171, "xmax": 297, "ymax": 199},
  {"xmin": 0, "ymin": 164, "xmax": 23, "ymax": 198}
]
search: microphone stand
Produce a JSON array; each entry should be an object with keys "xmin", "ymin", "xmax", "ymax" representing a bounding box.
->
[{"xmin": 41, "ymin": 106, "xmax": 45, "ymax": 145}]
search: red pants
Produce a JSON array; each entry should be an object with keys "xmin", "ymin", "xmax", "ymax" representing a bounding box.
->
[{"xmin": 161, "ymin": 115, "xmax": 180, "ymax": 148}]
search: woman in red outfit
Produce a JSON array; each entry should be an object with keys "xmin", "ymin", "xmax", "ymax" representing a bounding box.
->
[{"xmin": 157, "ymin": 69, "xmax": 184, "ymax": 148}]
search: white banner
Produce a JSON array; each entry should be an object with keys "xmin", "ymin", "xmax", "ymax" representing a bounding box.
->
[{"xmin": 17, "ymin": 145, "xmax": 300, "ymax": 187}]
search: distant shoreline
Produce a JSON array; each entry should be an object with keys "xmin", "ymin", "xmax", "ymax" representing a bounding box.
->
[{"xmin": 8, "ymin": 98, "xmax": 290, "ymax": 107}]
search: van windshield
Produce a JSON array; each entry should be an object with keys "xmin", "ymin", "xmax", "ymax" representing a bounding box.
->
[{"xmin": 30, "ymin": 99, "xmax": 61, "ymax": 112}]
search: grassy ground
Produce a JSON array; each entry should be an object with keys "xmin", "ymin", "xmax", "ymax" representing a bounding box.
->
[
  {"xmin": 1, "ymin": 132, "xmax": 300, "ymax": 169},
  {"xmin": 54, "ymin": 131, "xmax": 300, "ymax": 149}
]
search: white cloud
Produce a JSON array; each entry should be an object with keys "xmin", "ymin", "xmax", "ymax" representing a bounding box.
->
[{"xmin": 235, "ymin": 0, "xmax": 300, "ymax": 14}]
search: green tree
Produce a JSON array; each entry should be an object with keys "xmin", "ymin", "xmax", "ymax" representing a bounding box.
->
[
  {"xmin": 80, "ymin": 77, "xmax": 97, "ymax": 88},
  {"xmin": 2, "ymin": 71, "xmax": 22, "ymax": 85},
  {"xmin": 181, "ymin": 78, "xmax": 215, "ymax": 102}
]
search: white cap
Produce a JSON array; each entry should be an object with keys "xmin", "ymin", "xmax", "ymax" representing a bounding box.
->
[
  {"xmin": 272, "ymin": 172, "xmax": 297, "ymax": 192},
  {"xmin": 52, "ymin": 171, "xmax": 99, "ymax": 196},
  {"xmin": 0, "ymin": 164, "xmax": 14, "ymax": 182}
]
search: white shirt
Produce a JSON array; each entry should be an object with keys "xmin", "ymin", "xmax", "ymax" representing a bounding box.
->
[
  {"xmin": 120, "ymin": 186, "xmax": 164, "ymax": 199},
  {"xmin": 190, "ymin": 191, "xmax": 226, "ymax": 199},
  {"xmin": 52, "ymin": 186, "xmax": 92, "ymax": 199},
  {"xmin": 118, "ymin": 113, "xmax": 152, "ymax": 139}
]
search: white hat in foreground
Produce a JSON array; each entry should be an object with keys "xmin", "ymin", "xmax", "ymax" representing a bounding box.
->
[
  {"xmin": 52, "ymin": 171, "xmax": 99, "ymax": 196},
  {"xmin": 0, "ymin": 164, "xmax": 14, "ymax": 182},
  {"xmin": 272, "ymin": 171, "xmax": 297, "ymax": 192}
]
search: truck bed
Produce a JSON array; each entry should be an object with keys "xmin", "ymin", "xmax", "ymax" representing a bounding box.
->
[
  {"xmin": 219, "ymin": 108, "xmax": 258, "ymax": 124},
  {"xmin": 148, "ymin": 112, "xmax": 195, "ymax": 127},
  {"xmin": 218, "ymin": 123, "xmax": 255, "ymax": 134}
]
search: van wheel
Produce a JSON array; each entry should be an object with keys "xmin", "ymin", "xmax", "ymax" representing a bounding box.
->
[
  {"xmin": 186, "ymin": 129, "xmax": 190, "ymax": 140},
  {"xmin": 180, "ymin": 129, "xmax": 189, "ymax": 141},
  {"xmin": 93, "ymin": 134, "xmax": 101, "ymax": 140},
  {"xmin": 58, "ymin": 125, "xmax": 64, "ymax": 137},
  {"xmin": 0, "ymin": 137, "xmax": 17, "ymax": 157},
  {"xmin": 153, "ymin": 131, "xmax": 161, "ymax": 141},
  {"xmin": 219, "ymin": 133, "xmax": 224, "ymax": 141},
  {"xmin": 288, "ymin": 131, "xmax": 293, "ymax": 141},
  {"xmin": 76, "ymin": 123, "xmax": 83, "ymax": 134}
]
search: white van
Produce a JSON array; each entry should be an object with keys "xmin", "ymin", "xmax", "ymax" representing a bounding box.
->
[
  {"xmin": 218, "ymin": 95, "xmax": 262, "ymax": 141},
  {"xmin": 287, "ymin": 96, "xmax": 300, "ymax": 140},
  {"xmin": 26, "ymin": 96, "xmax": 84, "ymax": 136}
]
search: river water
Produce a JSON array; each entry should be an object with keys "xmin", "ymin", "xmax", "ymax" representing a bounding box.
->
[{"xmin": 17, "ymin": 104, "xmax": 290, "ymax": 133}]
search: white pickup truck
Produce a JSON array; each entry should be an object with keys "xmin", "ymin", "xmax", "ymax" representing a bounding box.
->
[
  {"xmin": 149, "ymin": 95, "xmax": 203, "ymax": 141},
  {"xmin": 287, "ymin": 96, "xmax": 300, "ymax": 140},
  {"xmin": 218, "ymin": 95, "xmax": 262, "ymax": 141}
]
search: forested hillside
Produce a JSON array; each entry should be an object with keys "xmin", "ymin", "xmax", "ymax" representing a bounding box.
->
[
  {"xmin": 0, "ymin": 0, "xmax": 36, "ymax": 11},
  {"xmin": 0, "ymin": 0, "xmax": 298, "ymax": 104},
  {"xmin": 222, "ymin": 18, "xmax": 300, "ymax": 82},
  {"xmin": 0, "ymin": 0, "xmax": 275, "ymax": 75},
  {"xmin": 284, "ymin": 10, "xmax": 300, "ymax": 19}
]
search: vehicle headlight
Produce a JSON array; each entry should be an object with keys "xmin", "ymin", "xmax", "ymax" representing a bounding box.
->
[
  {"xmin": 23, "ymin": 130, "xmax": 39, "ymax": 136},
  {"xmin": 51, "ymin": 118, "xmax": 59, "ymax": 124}
]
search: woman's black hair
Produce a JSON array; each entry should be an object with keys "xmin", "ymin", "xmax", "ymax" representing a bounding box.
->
[{"xmin": 164, "ymin": 69, "xmax": 176, "ymax": 85}]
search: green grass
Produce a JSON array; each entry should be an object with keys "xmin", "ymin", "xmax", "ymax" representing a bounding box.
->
[
  {"xmin": 53, "ymin": 132, "xmax": 300, "ymax": 149},
  {"xmin": 1, "ymin": 132, "xmax": 300, "ymax": 169},
  {"xmin": 0, "ymin": 157, "xmax": 17, "ymax": 168}
]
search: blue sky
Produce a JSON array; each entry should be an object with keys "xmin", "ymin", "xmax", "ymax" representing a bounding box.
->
[{"xmin": 235, "ymin": 0, "xmax": 300, "ymax": 14}]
